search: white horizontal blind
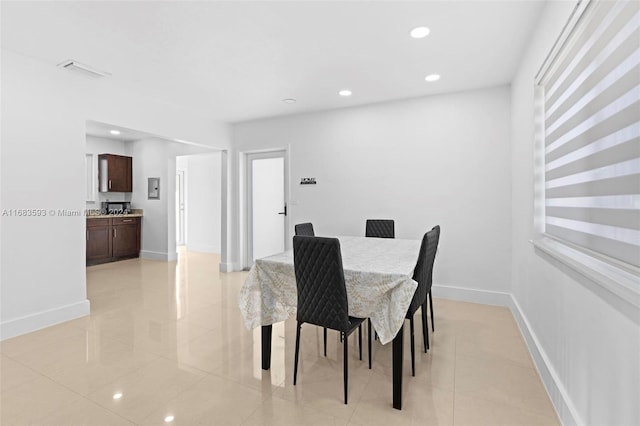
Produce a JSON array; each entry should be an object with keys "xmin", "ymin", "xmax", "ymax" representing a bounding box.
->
[{"xmin": 541, "ymin": 0, "xmax": 640, "ymax": 267}]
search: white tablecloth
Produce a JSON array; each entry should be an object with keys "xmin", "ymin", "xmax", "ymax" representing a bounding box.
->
[{"xmin": 238, "ymin": 236, "xmax": 420, "ymax": 344}]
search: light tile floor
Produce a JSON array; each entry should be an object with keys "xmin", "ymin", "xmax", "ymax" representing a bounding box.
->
[{"xmin": 1, "ymin": 250, "xmax": 559, "ymax": 425}]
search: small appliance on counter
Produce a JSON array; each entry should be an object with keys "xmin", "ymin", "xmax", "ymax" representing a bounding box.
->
[{"xmin": 101, "ymin": 201, "xmax": 132, "ymax": 215}]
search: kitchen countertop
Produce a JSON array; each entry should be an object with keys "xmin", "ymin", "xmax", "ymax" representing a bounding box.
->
[
  {"xmin": 86, "ymin": 208, "xmax": 143, "ymax": 219},
  {"xmin": 87, "ymin": 213, "xmax": 143, "ymax": 219}
]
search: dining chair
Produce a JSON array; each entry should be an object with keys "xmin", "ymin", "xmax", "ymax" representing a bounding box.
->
[
  {"xmin": 293, "ymin": 236, "xmax": 365, "ymax": 404},
  {"xmin": 365, "ymin": 219, "xmax": 395, "ymax": 238},
  {"xmin": 406, "ymin": 227, "xmax": 439, "ymax": 376},
  {"xmin": 364, "ymin": 219, "xmax": 394, "ymax": 363},
  {"xmin": 294, "ymin": 222, "xmax": 315, "ymax": 236},
  {"xmin": 294, "ymin": 222, "xmax": 331, "ymax": 354},
  {"xmin": 422, "ymin": 225, "xmax": 440, "ymax": 346}
]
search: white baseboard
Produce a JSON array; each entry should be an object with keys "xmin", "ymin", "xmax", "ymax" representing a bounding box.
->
[
  {"xmin": 432, "ymin": 283, "xmax": 577, "ymax": 426},
  {"xmin": 0, "ymin": 299, "xmax": 90, "ymax": 341},
  {"xmin": 432, "ymin": 284, "xmax": 512, "ymax": 306},
  {"xmin": 509, "ymin": 296, "xmax": 581, "ymax": 426},
  {"xmin": 140, "ymin": 250, "xmax": 170, "ymax": 261},
  {"xmin": 186, "ymin": 243, "xmax": 220, "ymax": 254}
]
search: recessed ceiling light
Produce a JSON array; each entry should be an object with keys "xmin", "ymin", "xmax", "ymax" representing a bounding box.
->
[
  {"xmin": 112, "ymin": 393, "xmax": 123, "ymax": 400},
  {"xmin": 282, "ymin": 98, "xmax": 296, "ymax": 104},
  {"xmin": 110, "ymin": 130, "xmax": 121, "ymax": 135},
  {"xmin": 164, "ymin": 415, "xmax": 175, "ymax": 423},
  {"xmin": 410, "ymin": 27, "xmax": 430, "ymax": 39},
  {"xmin": 339, "ymin": 90, "xmax": 352, "ymax": 97},
  {"xmin": 425, "ymin": 74, "xmax": 441, "ymax": 82}
]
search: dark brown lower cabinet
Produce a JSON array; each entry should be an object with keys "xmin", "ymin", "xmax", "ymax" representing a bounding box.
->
[
  {"xmin": 87, "ymin": 217, "xmax": 141, "ymax": 266},
  {"xmin": 112, "ymin": 217, "xmax": 140, "ymax": 258},
  {"xmin": 86, "ymin": 218, "xmax": 112, "ymax": 264}
]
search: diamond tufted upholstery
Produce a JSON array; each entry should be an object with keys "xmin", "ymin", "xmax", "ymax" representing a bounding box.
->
[
  {"xmin": 365, "ymin": 219, "xmax": 395, "ymax": 238},
  {"xmin": 408, "ymin": 228, "xmax": 439, "ymax": 317},
  {"xmin": 294, "ymin": 222, "xmax": 324, "ymax": 356},
  {"xmin": 426, "ymin": 225, "xmax": 441, "ymax": 336},
  {"xmin": 292, "ymin": 236, "xmax": 365, "ymax": 404},
  {"xmin": 294, "ymin": 222, "xmax": 315, "ymax": 236},
  {"xmin": 294, "ymin": 236, "xmax": 353, "ymax": 330}
]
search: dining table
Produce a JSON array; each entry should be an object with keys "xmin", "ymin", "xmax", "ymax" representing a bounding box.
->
[{"xmin": 238, "ymin": 235, "xmax": 421, "ymax": 410}]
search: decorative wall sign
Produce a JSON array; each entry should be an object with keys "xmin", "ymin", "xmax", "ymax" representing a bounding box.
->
[{"xmin": 300, "ymin": 177, "xmax": 316, "ymax": 185}]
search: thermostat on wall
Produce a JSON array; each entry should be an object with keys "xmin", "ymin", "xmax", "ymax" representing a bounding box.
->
[{"xmin": 300, "ymin": 177, "xmax": 316, "ymax": 185}]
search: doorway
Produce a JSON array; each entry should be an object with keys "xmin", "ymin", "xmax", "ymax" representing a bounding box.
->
[
  {"xmin": 175, "ymin": 153, "xmax": 223, "ymax": 256},
  {"xmin": 246, "ymin": 151, "xmax": 287, "ymax": 265},
  {"xmin": 176, "ymin": 169, "xmax": 185, "ymax": 246}
]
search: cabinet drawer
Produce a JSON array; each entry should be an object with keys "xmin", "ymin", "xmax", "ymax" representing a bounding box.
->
[
  {"xmin": 87, "ymin": 218, "xmax": 110, "ymax": 227},
  {"xmin": 112, "ymin": 217, "xmax": 140, "ymax": 226}
]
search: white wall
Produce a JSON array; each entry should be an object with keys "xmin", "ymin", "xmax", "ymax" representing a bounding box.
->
[
  {"xmin": 128, "ymin": 138, "xmax": 173, "ymax": 260},
  {"xmin": 85, "ymin": 136, "xmax": 130, "ymax": 208},
  {"xmin": 0, "ymin": 49, "xmax": 231, "ymax": 340},
  {"xmin": 510, "ymin": 2, "xmax": 640, "ymax": 425},
  {"xmin": 233, "ymin": 86, "xmax": 512, "ymax": 293},
  {"xmin": 177, "ymin": 153, "xmax": 222, "ymax": 254}
]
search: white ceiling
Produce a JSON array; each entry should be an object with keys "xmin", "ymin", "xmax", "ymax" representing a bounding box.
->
[
  {"xmin": 1, "ymin": 1, "xmax": 546, "ymax": 123},
  {"xmin": 85, "ymin": 120, "xmax": 162, "ymax": 143}
]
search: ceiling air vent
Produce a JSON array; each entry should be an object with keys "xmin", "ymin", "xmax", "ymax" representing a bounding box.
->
[{"xmin": 57, "ymin": 60, "xmax": 111, "ymax": 79}]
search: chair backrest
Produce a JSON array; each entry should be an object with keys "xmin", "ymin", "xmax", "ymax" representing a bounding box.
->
[
  {"xmin": 407, "ymin": 227, "xmax": 439, "ymax": 315},
  {"xmin": 429, "ymin": 225, "xmax": 441, "ymax": 287},
  {"xmin": 365, "ymin": 219, "xmax": 395, "ymax": 238},
  {"xmin": 431, "ymin": 225, "xmax": 441, "ymax": 258},
  {"xmin": 295, "ymin": 222, "xmax": 315, "ymax": 236},
  {"xmin": 293, "ymin": 236, "xmax": 351, "ymax": 331}
]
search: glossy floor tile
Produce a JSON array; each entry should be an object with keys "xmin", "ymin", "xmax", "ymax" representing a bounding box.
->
[{"xmin": 0, "ymin": 250, "xmax": 559, "ymax": 425}]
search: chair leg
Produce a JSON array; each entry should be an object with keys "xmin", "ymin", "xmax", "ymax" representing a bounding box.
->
[
  {"xmin": 368, "ymin": 319, "xmax": 372, "ymax": 369},
  {"xmin": 358, "ymin": 324, "xmax": 362, "ymax": 361},
  {"xmin": 429, "ymin": 291, "xmax": 435, "ymax": 332},
  {"xmin": 421, "ymin": 301, "xmax": 428, "ymax": 353},
  {"xmin": 409, "ymin": 317, "xmax": 415, "ymax": 377},
  {"xmin": 425, "ymin": 316, "xmax": 430, "ymax": 351},
  {"xmin": 343, "ymin": 332, "xmax": 348, "ymax": 404},
  {"xmin": 323, "ymin": 327, "xmax": 327, "ymax": 357},
  {"xmin": 294, "ymin": 322, "xmax": 302, "ymax": 385}
]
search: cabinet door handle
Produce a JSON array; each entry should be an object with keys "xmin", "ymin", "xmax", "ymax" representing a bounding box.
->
[
  {"xmin": 109, "ymin": 179, "xmax": 112, "ymax": 189},
  {"xmin": 113, "ymin": 228, "xmax": 116, "ymax": 238},
  {"xmin": 123, "ymin": 219, "xmax": 133, "ymax": 223},
  {"xmin": 86, "ymin": 231, "xmax": 89, "ymax": 241}
]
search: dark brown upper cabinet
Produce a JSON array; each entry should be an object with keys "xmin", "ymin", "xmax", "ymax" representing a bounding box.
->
[{"xmin": 98, "ymin": 154, "xmax": 132, "ymax": 192}]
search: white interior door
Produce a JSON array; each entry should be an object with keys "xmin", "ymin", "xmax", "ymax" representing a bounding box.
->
[
  {"xmin": 248, "ymin": 152, "xmax": 286, "ymax": 263},
  {"xmin": 176, "ymin": 170, "xmax": 185, "ymax": 246}
]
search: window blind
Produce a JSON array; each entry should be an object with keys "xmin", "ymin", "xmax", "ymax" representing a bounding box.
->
[{"xmin": 540, "ymin": 0, "xmax": 640, "ymax": 268}]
